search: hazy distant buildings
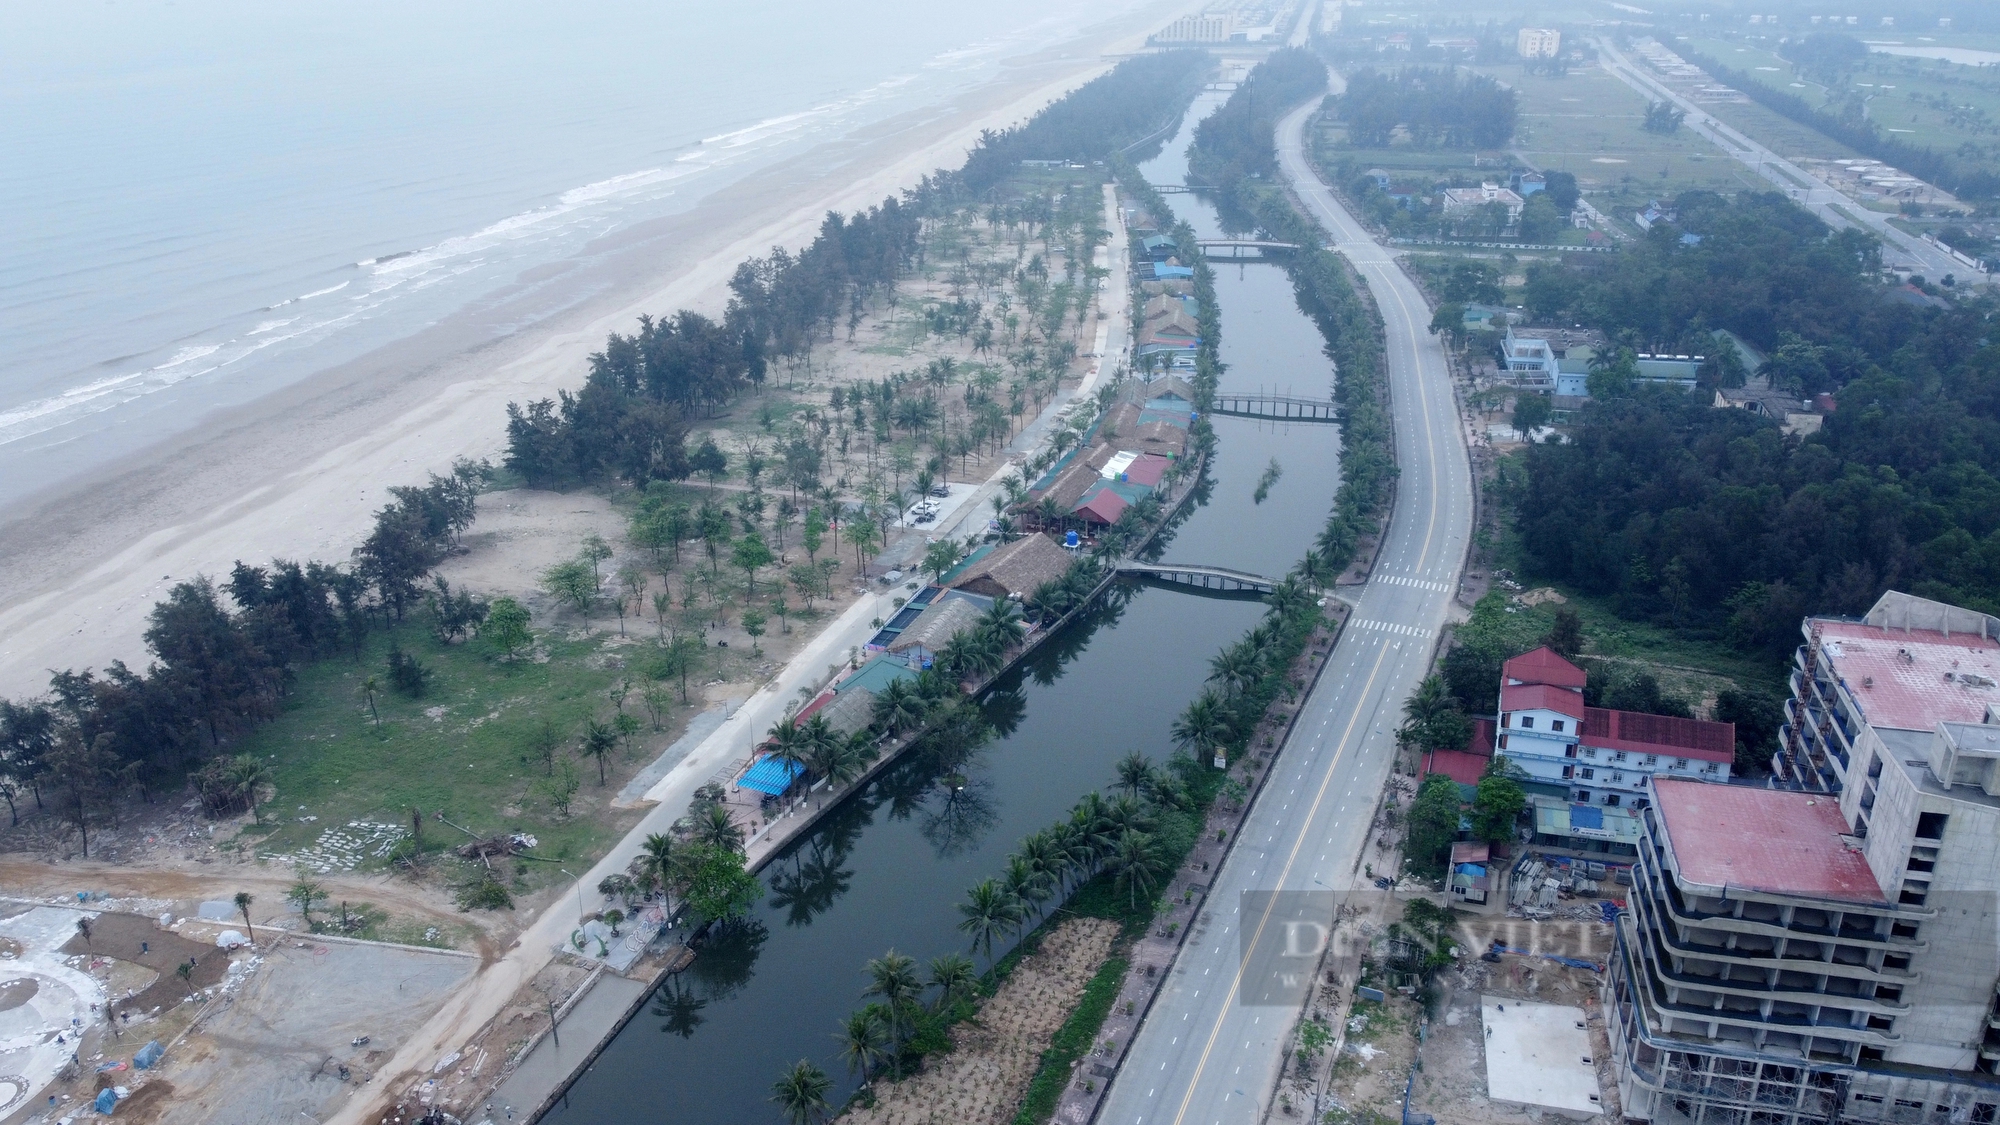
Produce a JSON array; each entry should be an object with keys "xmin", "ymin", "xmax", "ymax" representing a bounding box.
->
[
  {"xmin": 1517, "ymin": 28, "xmax": 1562, "ymax": 59},
  {"xmin": 1154, "ymin": 12, "xmax": 1232, "ymax": 43}
]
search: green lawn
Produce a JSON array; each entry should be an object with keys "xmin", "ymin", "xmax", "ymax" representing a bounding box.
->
[{"xmin": 229, "ymin": 620, "xmax": 671, "ymax": 885}]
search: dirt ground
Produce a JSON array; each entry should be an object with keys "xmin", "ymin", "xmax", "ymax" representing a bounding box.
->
[
  {"xmin": 846, "ymin": 918, "xmax": 1118, "ymax": 1125},
  {"xmin": 1318, "ymin": 910, "xmax": 1618, "ymax": 1125},
  {"xmin": 115, "ymin": 935, "xmax": 473, "ymax": 1125}
]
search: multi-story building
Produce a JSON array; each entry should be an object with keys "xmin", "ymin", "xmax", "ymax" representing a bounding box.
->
[
  {"xmin": 1494, "ymin": 646, "xmax": 1735, "ymax": 807},
  {"xmin": 1154, "ymin": 12, "xmax": 1231, "ymax": 43},
  {"xmin": 1517, "ymin": 27, "xmax": 1562, "ymax": 58},
  {"xmin": 1607, "ymin": 591, "xmax": 2000, "ymax": 1124}
]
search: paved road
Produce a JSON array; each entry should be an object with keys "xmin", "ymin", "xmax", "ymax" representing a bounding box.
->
[
  {"xmin": 1095, "ymin": 93, "xmax": 1474, "ymax": 1125},
  {"xmin": 1594, "ymin": 37, "xmax": 1972, "ymax": 281}
]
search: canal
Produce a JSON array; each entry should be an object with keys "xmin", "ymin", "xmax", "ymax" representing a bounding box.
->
[{"xmin": 543, "ymin": 87, "xmax": 1341, "ymax": 1124}]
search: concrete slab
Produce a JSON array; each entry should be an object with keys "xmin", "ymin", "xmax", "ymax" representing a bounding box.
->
[
  {"xmin": 1480, "ymin": 996, "xmax": 1603, "ymax": 1120},
  {"xmin": 613, "ymin": 703, "xmax": 737, "ymax": 807},
  {"xmin": 0, "ymin": 906, "xmax": 105, "ymax": 1120}
]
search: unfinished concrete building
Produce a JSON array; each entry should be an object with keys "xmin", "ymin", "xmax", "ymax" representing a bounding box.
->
[{"xmin": 1605, "ymin": 592, "xmax": 2000, "ymax": 1124}]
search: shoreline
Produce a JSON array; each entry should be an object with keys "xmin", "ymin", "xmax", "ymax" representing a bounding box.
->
[{"xmin": 0, "ymin": 0, "xmax": 1200, "ymax": 700}]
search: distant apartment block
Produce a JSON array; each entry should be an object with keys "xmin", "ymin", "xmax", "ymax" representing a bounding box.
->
[
  {"xmin": 1517, "ymin": 27, "xmax": 1562, "ymax": 58},
  {"xmin": 1491, "ymin": 646, "xmax": 1735, "ymax": 808},
  {"xmin": 1606, "ymin": 591, "xmax": 2000, "ymax": 1124},
  {"xmin": 1155, "ymin": 13, "xmax": 1232, "ymax": 43}
]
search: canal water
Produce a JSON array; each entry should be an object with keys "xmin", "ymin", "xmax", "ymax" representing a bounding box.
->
[{"xmin": 543, "ymin": 88, "xmax": 1341, "ymax": 1124}]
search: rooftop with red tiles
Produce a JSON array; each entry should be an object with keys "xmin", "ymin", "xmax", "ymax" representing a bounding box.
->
[
  {"xmin": 1503, "ymin": 646, "xmax": 1586, "ymax": 690},
  {"xmin": 1502, "ymin": 681, "xmax": 1585, "ymax": 720},
  {"xmin": 1816, "ymin": 620, "xmax": 2000, "ymax": 732},
  {"xmin": 1652, "ymin": 779, "xmax": 1885, "ymax": 905},
  {"xmin": 1583, "ymin": 708, "xmax": 1733, "ymax": 763}
]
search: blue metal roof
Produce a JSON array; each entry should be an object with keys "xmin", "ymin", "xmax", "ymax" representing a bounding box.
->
[
  {"xmin": 739, "ymin": 756, "xmax": 804, "ymax": 795},
  {"xmin": 1568, "ymin": 804, "xmax": 1605, "ymax": 830}
]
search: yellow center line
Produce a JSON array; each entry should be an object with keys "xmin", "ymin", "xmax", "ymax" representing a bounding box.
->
[{"xmin": 1165, "ymin": 122, "xmax": 1457, "ymax": 1125}]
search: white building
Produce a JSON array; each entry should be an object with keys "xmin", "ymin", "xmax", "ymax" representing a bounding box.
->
[
  {"xmin": 1518, "ymin": 27, "xmax": 1562, "ymax": 58},
  {"xmin": 1155, "ymin": 13, "xmax": 1232, "ymax": 43}
]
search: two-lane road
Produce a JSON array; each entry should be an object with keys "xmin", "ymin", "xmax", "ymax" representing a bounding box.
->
[{"xmin": 1096, "ymin": 93, "xmax": 1473, "ymax": 1125}]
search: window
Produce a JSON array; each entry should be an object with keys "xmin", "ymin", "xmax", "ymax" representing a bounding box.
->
[
  {"xmin": 1891, "ymin": 921, "xmax": 1920, "ymax": 940},
  {"xmin": 1564, "ymin": 745, "xmax": 1577, "ymax": 758},
  {"xmin": 1605, "ymin": 794, "xmax": 1620, "ymax": 806},
  {"xmin": 1704, "ymin": 763, "xmax": 1720, "ymax": 774},
  {"xmin": 1502, "ymin": 713, "xmax": 1512, "ymax": 728},
  {"xmin": 1916, "ymin": 812, "xmax": 1949, "ymax": 841},
  {"xmin": 1553, "ymin": 720, "xmax": 1566, "ymax": 732},
  {"xmin": 1643, "ymin": 754, "xmax": 1657, "ymax": 766},
  {"xmin": 1584, "ymin": 748, "xmax": 1597, "ymax": 759},
  {"xmin": 1899, "ymin": 885, "xmax": 1928, "ymax": 907},
  {"xmin": 1867, "ymin": 1015, "xmax": 1895, "ymax": 1031},
  {"xmin": 1875, "ymin": 985, "xmax": 1902, "ymax": 1002},
  {"xmin": 1611, "ymin": 772, "xmax": 1625, "ymax": 782},
  {"xmin": 1522, "ymin": 716, "xmax": 1536, "ymax": 729},
  {"xmin": 1499, "ymin": 734, "xmax": 1510, "ymax": 750},
  {"xmin": 1579, "ymin": 768, "xmax": 1595, "ymax": 780},
  {"xmin": 1613, "ymin": 751, "xmax": 1628, "ymax": 762},
  {"xmin": 1575, "ymin": 790, "xmax": 1590, "ymax": 802},
  {"xmin": 1673, "ymin": 758, "xmax": 1688, "ymax": 770},
  {"xmin": 1562, "ymin": 765, "xmax": 1574, "ymax": 779}
]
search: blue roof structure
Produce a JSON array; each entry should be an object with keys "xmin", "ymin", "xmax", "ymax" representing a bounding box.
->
[
  {"xmin": 1152, "ymin": 263, "xmax": 1194, "ymax": 280},
  {"xmin": 838, "ymin": 655, "xmax": 919, "ymax": 696},
  {"xmin": 739, "ymin": 755, "xmax": 805, "ymax": 795},
  {"xmin": 1568, "ymin": 804, "xmax": 1604, "ymax": 830}
]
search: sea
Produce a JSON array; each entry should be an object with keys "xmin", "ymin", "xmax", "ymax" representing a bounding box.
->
[{"xmin": 0, "ymin": 0, "xmax": 1152, "ymax": 507}]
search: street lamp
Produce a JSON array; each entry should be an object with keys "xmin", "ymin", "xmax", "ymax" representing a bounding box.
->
[{"xmin": 558, "ymin": 869, "xmax": 587, "ymax": 923}]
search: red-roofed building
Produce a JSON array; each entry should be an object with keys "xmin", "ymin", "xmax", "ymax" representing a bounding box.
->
[
  {"xmin": 1491, "ymin": 647, "xmax": 1734, "ymax": 807},
  {"xmin": 1503, "ymin": 645, "xmax": 1587, "ymax": 690},
  {"xmin": 1072, "ymin": 486, "xmax": 1129, "ymax": 526}
]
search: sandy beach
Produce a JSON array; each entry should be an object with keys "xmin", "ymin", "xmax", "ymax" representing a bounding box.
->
[{"xmin": 0, "ymin": 0, "xmax": 1197, "ymax": 699}]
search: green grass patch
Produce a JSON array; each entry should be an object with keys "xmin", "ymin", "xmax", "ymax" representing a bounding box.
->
[
  {"xmin": 1012, "ymin": 954, "xmax": 1127, "ymax": 1125},
  {"xmin": 231, "ymin": 619, "xmax": 666, "ymax": 888}
]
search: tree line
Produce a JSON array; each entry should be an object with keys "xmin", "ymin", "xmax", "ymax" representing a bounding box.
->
[
  {"xmin": 1674, "ymin": 40, "xmax": 1999, "ymax": 202},
  {"xmin": 1332, "ymin": 67, "xmax": 1519, "ymax": 150},
  {"xmin": 0, "ymin": 465, "xmax": 486, "ymax": 849}
]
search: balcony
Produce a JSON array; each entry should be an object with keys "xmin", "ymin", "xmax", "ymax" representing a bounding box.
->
[{"xmin": 1646, "ymin": 866, "xmax": 1897, "ymax": 947}]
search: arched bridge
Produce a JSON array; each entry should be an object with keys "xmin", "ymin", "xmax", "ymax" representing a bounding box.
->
[
  {"xmin": 1209, "ymin": 393, "xmax": 1338, "ymax": 423},
  {"xmin": 1116, "ymin": 562, "xmax": 1279, "ymax": 594}
]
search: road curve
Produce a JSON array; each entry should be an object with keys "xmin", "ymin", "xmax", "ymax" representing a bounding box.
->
[{"xmin": 1094, "ymin": 92, "xmax": 1474, "ymax": 1125}]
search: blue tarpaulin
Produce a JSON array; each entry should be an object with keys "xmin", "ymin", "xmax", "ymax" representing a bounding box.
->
[
  {"xmin": 739, "ymin": 756, "xmax": 805, "ymax": 796},
  {"xmin": 95, "ymin": 1089, "xmax": 118, "ymax": 1115},
  {"xmin": 134, "ymin": 1040, "xmax": 163, "ymax": 1069},
  {"xmin": 1568, "ymin": 804, "xmax": 1604, "ymax": 830}
]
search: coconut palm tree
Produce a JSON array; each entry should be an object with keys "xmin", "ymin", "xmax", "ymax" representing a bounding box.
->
[
  {"xmin": 234, "ymin": 891, "xmax": 255, "ymax": 942},
  {"xmin": 1003, "ymin": 854, "xmax": 1051, "ymax": 928},
  {"xmin": 977, "ymin": 597, "xmax": 1023, "ymax": 649},
  {"xmin": 639, "ymin": 833, "xmax": 675, "ymax": 897},
  {"xmin": 692, "ymin": 804, "xmax": 745, "ymax": 853},
  {"xmin": 957, "ymin": 879, "xmax": 1024, "ymax": 964},
  {"xmin": 770, "ymin": 1059, "xmax": 832, "ymax": 1125},
  {"xmin": 1108, "ymin": 830, "xmax": 1168, "ymax": 912},
  {"xmin": 836, "ymin": 1006, "xmax": 889, "ymax": 1079},
  {"xmin": 1171, "ymin": 691, "xmax": 1234, "ymax": 764},
  {"xmin": 1102, "ymin": 794, "xmax": 1156, "ymax": 839},
  {"xmin": 228, "ymin": 755, "xmax": 271, "ymax": 823},
  {"xmin": 1114, "ymin": 751, "xmax": 1157, "ymax": 799},
  {"xmin": 926, "ymin": 953, "xmax": 978, "ymax": 1013},
  {"xmin": 768, "ymin": 717, "xmax": 809, "ymax": 771},
  {"xmin": 863, "ymin": 951, "xmax": 923, "ymax": 1076},
  {"xmin": 872, "ymin": 679, "xmax": 926, "ymax": 735},
  {"xmin": 1207, "ymin": 645, "xmax": 1263, "ymax": 699}
]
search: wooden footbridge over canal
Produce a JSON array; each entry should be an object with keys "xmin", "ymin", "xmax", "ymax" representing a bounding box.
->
[
  {"xmin": 1208, "ymin": 392, "xmax": 1338, "ymax": 422},
  {"xmin": 1116, "ymin": 562, "xmax": 1280, "ymax": 594}
]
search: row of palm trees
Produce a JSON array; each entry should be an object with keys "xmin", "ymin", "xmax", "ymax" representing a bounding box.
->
[{"xmin": 1168, "ymin": 572, "xmax": 1324, "ymax": 767}]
